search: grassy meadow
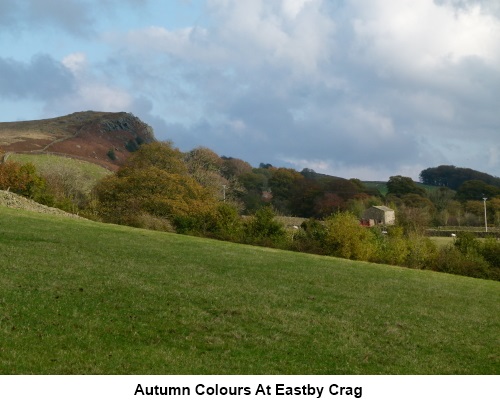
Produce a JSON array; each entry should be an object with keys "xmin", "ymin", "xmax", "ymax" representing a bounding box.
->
[
  {"xmin": 0, "ymin": 207, "xmax": 499, "ymax": 375},
  {"xmin": 8, "ymin": 153, "xmax": 111, "ymax": 193}
]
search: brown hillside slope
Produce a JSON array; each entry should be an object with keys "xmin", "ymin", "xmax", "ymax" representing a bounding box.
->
[{"xmin": 0, "ymin": 111, "xmax": 156, "ymax": 170}]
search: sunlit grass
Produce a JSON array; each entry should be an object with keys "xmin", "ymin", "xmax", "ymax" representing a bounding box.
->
[
  {"xmin": 8, "ymin": 153, "xmax": 110, "ymax": 194},
  {"xmin": 0, "ymin": 207, "xmax": 498, "ymax": 374}
]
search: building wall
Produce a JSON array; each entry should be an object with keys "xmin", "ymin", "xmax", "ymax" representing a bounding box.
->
[
  {"xmin": 362, "ymin": 206, "xmax": 395, "ymax": 226},
  {"xmin": 383, "ymin": 210, "xmax": 395, "ymax": 225}
]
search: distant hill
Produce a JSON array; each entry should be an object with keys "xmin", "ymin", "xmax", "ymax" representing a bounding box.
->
[
  {"xmin": 300, "ymin": 168, "xmax": 345, "ymax": 182},
  {"xmin": 420, "ymin": 165, "xmax": 500, "ymax": 190},
  {"xmin": 0, "ymin": 111, "xmax": 156, "ymax": 170}
]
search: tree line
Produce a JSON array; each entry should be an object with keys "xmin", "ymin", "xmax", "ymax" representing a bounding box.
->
[
  {"xmin": 420, "ymin": 165, "xmax": 500, "ymax": 189},
  {"xmin": 1, "ymin": 143, "xmax": 499, "ymax": 281}
]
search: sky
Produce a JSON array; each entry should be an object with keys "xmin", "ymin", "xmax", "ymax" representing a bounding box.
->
[{"xmin": 1, "ymin": 0, "xmax": 499, "ymax": 181}]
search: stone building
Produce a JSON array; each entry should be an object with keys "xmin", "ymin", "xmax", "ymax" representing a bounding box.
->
[{"xmin": 361, "ymin": 206, "xmax": 395, "ymax": 226}]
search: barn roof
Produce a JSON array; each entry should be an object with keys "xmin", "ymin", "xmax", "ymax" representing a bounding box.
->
[{"xmin": 372, "ymin": 205, "xmax": 394, "ymax": 212}]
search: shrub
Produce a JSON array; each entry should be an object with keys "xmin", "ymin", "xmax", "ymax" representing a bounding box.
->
[
  {"xmin": 125, "ymin": 139, "xmax": 139, "ymax": 152},
  {"xmin": 107, "ymin": 149, "xmax": 117, "ymax": 161},
  {"xmin": 174, "ymin": 203, "xmax": 245, "ymax": 241},
  {"xmin": 478, "ymin": 237, "xmax": 500, "ymax": 270},
  {"xmin": 291, "ymin": 218, "xmax": 328, "ymax": 255},
  {"xmin": 210, "ymin": 204, "xmax": 244, "ymax": 242},
  {"xmin": 131, "ymin": 213, "xmax": 174, "ymax": 232},
  {"xmin": 454, "ymin": 232, "xmax": 480, "ymax": 256},
  {"xmin": 433, "ymin": 245, "xmax": 494, "ymax": 280},
  {"xmin": 404, "ymin": 232, "xmax": 437, "ymax": 269},
  {"xmin": 323, "ymin": 211, "xmax": 377, "ymax": 261},
  {"xmin": 374, "ymin": 226, "xmax": 410, "ymax": 266},
  {"xmin": 244, "ymin": 206, "xmax": 287, "ymax": 247}
]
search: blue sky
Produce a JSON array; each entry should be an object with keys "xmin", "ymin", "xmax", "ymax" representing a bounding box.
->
[{"xmin": 1, "ymin": 0, "xmax": 500, "ymax": 180}]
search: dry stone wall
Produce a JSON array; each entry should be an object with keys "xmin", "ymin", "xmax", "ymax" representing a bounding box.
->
[{"xmin": 0, "ymin": 190, "xmax": 86, "ymax": 220}]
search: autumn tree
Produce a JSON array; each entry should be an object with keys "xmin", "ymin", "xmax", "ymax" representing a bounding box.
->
[
  {"xmin": 184, "ymin": 147, "xmax": 226, "ymax": 199},
  {"xmin": 289, "ymin": 177, "xmax": 323, "ymax": 217},
  {"xmin": 221, "ymin": 157, "xmax": 253, "ymax": 178},
  {"xmin": 94, "ymin": 142, "xmax": 218, "ymax": 229},
  {"xmin": 0, "ymin": 161, "xmax": 46, "ymax": 199},
  {"xmin": 313, "ymin": 192, "xmax": 345, "ymax": 217},
  {"xmin": 124, "ymin": 141, "xmax": 187, "ymax": 174}
]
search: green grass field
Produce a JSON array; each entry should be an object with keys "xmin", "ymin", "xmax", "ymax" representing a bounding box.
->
[
  {"xmin": 8, "ymin": 153, "xmax": 111, "ymax": 194},
  {"xmin": 429, "ymin": 237, "xmax": 455, "ymax": 248},
  {"xmin": 0, "ymin": 207, "xmax": 498, "ymax": 375},
  {"xmin": 361, "ymin": 181, "xmax": 388, "ymax": 196}
]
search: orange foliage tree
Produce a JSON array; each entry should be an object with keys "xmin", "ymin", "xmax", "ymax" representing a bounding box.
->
[
  {"xmin": 94, "ymin": 142, "xmax": 219, "ymax": 229},
  {"xmin": 0, "ymin": 161, "xmax": 46, "ymax": 198}
]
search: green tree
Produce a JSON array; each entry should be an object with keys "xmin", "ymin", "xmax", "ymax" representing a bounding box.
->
[
  {"xmin": 268, "ymin": 167, "xmax": 303, "ymax": 214},
  {"xmin": 456, "ymin": 180, "xmax": 500, "ymax": 202},
  {"xmin": 244, "ymin": 206, "xmax": 286, "ymax": 245},
  {"xmin": 375, "ymin": 226, "xmax": 410, "ymax": 266},
  {"xmin": 387, "ymin": 175, "xmax": 426, "ymax": 197},
  {"xmin": 323, "ymin": 211, "xmax": 377, "ymax": 261},
  {"xmin": 238, "ymin": 171, "xmax": 271, "ymax": 213}
]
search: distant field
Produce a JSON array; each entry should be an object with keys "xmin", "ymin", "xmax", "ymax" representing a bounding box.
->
[
  {"xmin": 429, "ymin": 237, "xmax": 455, "ymax": 248},
  {"xmin": 8, "ymin": 153, "xmax": 111, "ymax": 194},
  {"xmin": 362, "ymin": 181, "xmax": 388, "ymax": 195},
  {"xmin": 0, "ymin": 207, "xmax": 498, "ymax": 374}
]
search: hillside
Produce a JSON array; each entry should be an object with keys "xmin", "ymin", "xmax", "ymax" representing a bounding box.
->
[
  {"xmin": 0, "ymin": 111, "xmax": 156, "ymax": 170},
  {"xmin": 0, "ymin": 207, "xmax": 498, "ymax": 374}
]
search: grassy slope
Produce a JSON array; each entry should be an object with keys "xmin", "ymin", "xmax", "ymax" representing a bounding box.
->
[
  {"xmin": 8, "ymin": 153, "xmax": 111, "ymax": 193},
  {"xmin": 362, "ymin": 181, "xmax": 388, "ymax": 196},
  {"xmin": 0, "ymin": 207, "xmax": 498, "ymax": 375}
]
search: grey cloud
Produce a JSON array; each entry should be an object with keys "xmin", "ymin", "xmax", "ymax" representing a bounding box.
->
[
  {"xmin": 0, "ymin": 1, "xmax": 18, "ymax": 28},
  {"xmin": 27, "ymin": 0, "xmax": 95, "ymax": 37},
  {"xmin": 14, "ymin": 0, "xmax": 496, "ymax": 179},
  {"xmin": 0, "ymin": 0, "xmax": 150, "ymax": 37},
  {"xmin": 435, "ymin": 0, "xmax": 500, "ymax": 16},
  {"xmin": 0, "ymin": 54, "xmax": 75, "ymax": 100},
  {"xmin": 0, "ymin": 0, "xmax": 95, "ymax": 37}
]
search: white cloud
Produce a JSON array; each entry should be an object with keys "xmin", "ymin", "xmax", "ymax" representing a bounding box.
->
[
  {"xmin": 62, "ymin": 52, "xmax": 87, "ymax": 75},
  {"xmin": 116, "ymin": 0, "xmax": 335, "ymax": 76},
  {"xmin": 3, "ymin": 0, "xmax": 500, "ymax": 179},
  {"xmin": 282, "ymin": 0, "xmax": 314, "ymax": 19},
  {"xmin": 351, "ymin": 0, "xmax": 500, "ymax": 78},
  {"xmin": 76, "ymin": 84, "xmax": 133, "ymax": 111}
]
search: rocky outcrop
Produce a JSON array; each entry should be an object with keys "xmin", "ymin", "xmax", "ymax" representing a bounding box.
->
[{"xmin": 0, "ymin": 111, "xmax": 157, "ymax": 170}]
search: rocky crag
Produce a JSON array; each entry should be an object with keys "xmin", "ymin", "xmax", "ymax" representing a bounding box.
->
[{"xmin": 0, "ymin": 111, "xmax": 157, "ymax": 170}]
